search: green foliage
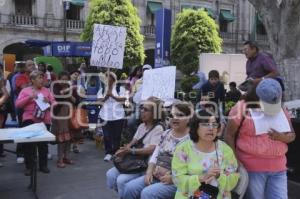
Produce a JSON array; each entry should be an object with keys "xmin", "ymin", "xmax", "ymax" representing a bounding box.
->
[
  {"xmin": 225, "ymin": 101, "xmax": 237, "ymax": 116},
  {"xmin": 180, "ymin": 75, "xmax": 199, "ymax": 93},
  {"xmin": 171, "ymin": 9, "xmax": 222, "ymax": 75},
  {"xmin": 81, "ymin": 0, "xmax": 145, "ymax": 68}
]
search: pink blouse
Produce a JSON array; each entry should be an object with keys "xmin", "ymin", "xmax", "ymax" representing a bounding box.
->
[
  {"xmin": 15, "ymin": 87, "xmax": 56, "ymax": 125},
  {"xmin": 229, "ymin": 100, "xmax": 289, "ymax": 172}
]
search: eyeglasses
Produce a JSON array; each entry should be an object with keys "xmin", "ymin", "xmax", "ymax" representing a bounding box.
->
[
  {"xmin": 168, "ymin": 113, "xmax": 187, "ymax": 119},
  {"xmin": 199, "ymin": 123, "xmax": 219, "ymax": 129},
  {"xmin": 140, "ymin": 106, "xmax": 152, "ymax": 112}
]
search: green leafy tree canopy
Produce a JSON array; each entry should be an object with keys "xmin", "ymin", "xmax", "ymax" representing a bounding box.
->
[
  {"xmin": 171, "ymin": 9, "xmax": 222, "ymax": 75},
  {"xmin": 81, "ymin": 0, "xmax": 145, "ymax": 69}
]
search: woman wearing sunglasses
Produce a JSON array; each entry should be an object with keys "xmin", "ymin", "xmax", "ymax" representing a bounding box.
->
[
  {"xmin": 106, "ymin": 97, "xmax": 165, "ymax": 198},
  {"xmin": 172, "ymin": 110, "xmax": 239, "ymax": 199},
  {"xmin": 123, "ymin": 101, "xmax": 192, "ymax": 199}
]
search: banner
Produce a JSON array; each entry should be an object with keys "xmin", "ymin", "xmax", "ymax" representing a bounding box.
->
[
  {"xmin": 73, "ymin": 42, "xmax": 92, "ymax": 57},
  {"xmin": 52, "ymin": 42, "xmax": 73, "ymax": 57},
  {"xmin": 50, "ymin": 42, "xmax": 92, "ymax": 57},
  {"xmin": 90, "ymin": 24, "xmax": 127, "ymax": 69},
  {"xmin": 141, "ymin": 66, "xmax": 176, "ymax": 101},
  {"xmin": 155, "ymin": 9, "xmax": 172, "ymax": 68}
]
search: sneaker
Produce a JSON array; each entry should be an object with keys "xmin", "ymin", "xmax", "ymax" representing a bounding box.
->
[
  {"xmin": 47, "ymin": 153, "xmax": 52, "ymax": 160},
  {"xmin": 17, "ymin": 157, "xmax": 24, "ymax": 164},
  {"xmin": 73, "ymin": 145, "xmax": 80, "ymax": 153},
  {"xmin": 103, "ymin": 154, "xmax": 112, "ymax": 162}
]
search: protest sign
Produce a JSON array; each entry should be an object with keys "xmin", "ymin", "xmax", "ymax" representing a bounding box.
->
[
  {"xmin": 90, "ymin": 24, "xmax": 126, "ymax": 69},
  {"xmin": 141, "ymin": 66, "xmax": 176, "ymax": 101},
  {"xmin": 250, "ymin": 109, "xmax": 291, "ymax": 135}
]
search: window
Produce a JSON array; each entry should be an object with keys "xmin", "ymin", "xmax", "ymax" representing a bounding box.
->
[
  {"xmin": 220, "ymin": 21, "xmax": 228, "ymax": 32},
  {"xmin": 219, "ymin": 10, "xmax": 235, "ymax": 33},
  {"xmin": 15, "ymin": 0, "xmax": 32, "ymax": 16},
  {"xmin": 256, "ymin": 14, "xmax": 267, "ymax": 35},
  {"xmin": 66, "ymin": 4, "xmax": 81, "ymax": 20},
  {"xmin": 147, "ymin": 1, "xmax": 162, "ymax": 26}
]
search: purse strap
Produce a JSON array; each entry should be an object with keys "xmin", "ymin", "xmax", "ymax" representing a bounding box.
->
[
  {"xmin": 215, "ymin": 141, "xmax": 220, "ymax": 166},
  {"xmin": 234, "ymin": 115, "xmax": 246, "ymax": 148},
  {"xmin": 134, "ymin": 123, "xmax": 161, "ymax": 146},
  {"xmin": 215, "ymin": 112, "xmax": 246, "ymax": 165}
]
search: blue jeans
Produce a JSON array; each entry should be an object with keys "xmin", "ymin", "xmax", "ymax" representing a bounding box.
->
[
  {"xmin": 245, "ymin": 171, "xmax": 287, "ymax": 199},
  {"xmin": 106, "ymin": 167, "xmax": 143, "ymax": 198},
  {"xmin": 123, "ymin": 175, "xmax": 176, "ymax": 199}
]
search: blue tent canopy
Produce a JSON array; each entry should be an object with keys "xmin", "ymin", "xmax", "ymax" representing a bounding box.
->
[{"xmin": 25, "ymin": 39, "xmax": 52, "ymax": 47}]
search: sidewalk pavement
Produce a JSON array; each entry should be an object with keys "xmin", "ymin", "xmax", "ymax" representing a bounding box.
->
[
  {"xmin": 0, "ymin": 139, "xmax": 300, "ymax": 199},
  {"xmin": 0, "ymin": 139, "xmax": 118, "ymax": 199}
]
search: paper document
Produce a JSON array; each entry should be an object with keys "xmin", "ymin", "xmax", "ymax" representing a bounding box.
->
[
  {"xmin": 9, "ymin": 131, "xmax": 44, "ymax": 139},
  {"xmin": 250, "ymin": 109, "xmax": 291, "ymax": 135},
  {"xmin": 35, "ymin": 93, "xmax": 50, "ymax": 111}
]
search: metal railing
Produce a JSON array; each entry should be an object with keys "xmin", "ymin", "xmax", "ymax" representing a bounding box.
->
[
  {"xmin": 141, "ymin": 25, "xmax": 155, "ymax": 37},
  {"xmin": 66, "ymin": 19, "xmax": 85, "ymax": 29},
  {"xmin": 220, "ymin": 32, "xmax": 238, "ymax": 40},
  {"xmin": 10, "ymin": 15, "xmax": 37, "ymax": 26},
  {"xmin": 256, "ymin": 34, "xmax": 268, "ymax": 42},
  {"xmin": 0, "ymin": 14, "xmax": 84, "ymax": 31},
  {"xmin": 220, "ymin": 32, "xmax": 269, "ymax": 44}
]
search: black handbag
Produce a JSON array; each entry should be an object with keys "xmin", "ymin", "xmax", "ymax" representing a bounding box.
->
[
  {"xmin": 190, "ymin": 182, "xmax": 219, "ymax": 199},
  {"xmin": 112, "ymin": 124, "xmax": 160, "ymax": 174},
  {"xmin": 190, "ymin": 140, "xmax": 242, "ymax": 199}
]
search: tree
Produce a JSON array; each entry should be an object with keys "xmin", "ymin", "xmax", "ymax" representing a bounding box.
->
[
  {"xmin": 171, "ymin": 9, "xmax": 222, "ymax": 76},
  {"xmin": 248, "ymin": 0, "xmax": 300, "ymax": 100},
  {"xmin": 81, "ymin": 0, "xmax": 145, "ymax": 69}
]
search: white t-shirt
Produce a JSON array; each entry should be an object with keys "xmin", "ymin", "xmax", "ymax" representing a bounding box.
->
[
  {"xmin": 133, "ymin": 123, "xmax": 164, "ymax": 148},
  {"xmin": 98, "ymin": 85, "xmax": 126, "ymax": 121}
]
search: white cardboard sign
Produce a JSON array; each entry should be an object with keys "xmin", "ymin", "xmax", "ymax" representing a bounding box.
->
[
  {"xmin": 90, "ymin": 24, "xmax": 127, "ymax": 69},
  {"xmin": 141, "ymin": 66, "xmax": 176, "ymax": 101},
  {"xmin": 250, "ymin": 109, "xmax": 291, "ymax": 135}
]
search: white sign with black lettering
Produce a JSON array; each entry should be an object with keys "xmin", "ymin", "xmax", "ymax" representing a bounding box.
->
[
  {"xmin": 142, "ymin": 66, "xmax": 176, "ymax": 101},
  {"xmin": 90, "ymin": 24, "xmax": 126, "ymax": 69}
]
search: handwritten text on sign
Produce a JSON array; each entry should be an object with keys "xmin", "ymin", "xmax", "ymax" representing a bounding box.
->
[
  {"xmin": 142, "ymin": 66, "xmax": 176, "ymax": 101},
  {"xmin": 90, "ymin": 24, "xmax": 126, "ymax": 69}
]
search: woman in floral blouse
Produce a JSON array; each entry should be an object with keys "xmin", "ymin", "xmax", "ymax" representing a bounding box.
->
[
  {"xmin": 123, "ymin": 101, "xmax": 193, "ymax": 199},
  {"xmin": 172, "ymin": 110, "xmax": 239, "ymax": 199}
]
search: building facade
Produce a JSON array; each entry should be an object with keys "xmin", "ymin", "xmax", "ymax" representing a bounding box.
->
[
  {"xmin": 0, "ymin": 0, "xmax": 268, "ymax": 63},
  {"xmin": 133, "ymin": 0, "xmax": 269, "ymax": 65},
  {"xmin": 0, "ymin": 0, "xmax": 88, "ymax": 61}
]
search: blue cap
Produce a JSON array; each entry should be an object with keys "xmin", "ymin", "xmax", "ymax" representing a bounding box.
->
[{"xmin": 256, "ymin": 78, "xmax": 282, "ymax": 115}]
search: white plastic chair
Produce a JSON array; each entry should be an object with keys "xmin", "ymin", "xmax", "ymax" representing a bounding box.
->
[{"xmin": 233, "ymin": 164, "xmax": 249, "ymax": 199}]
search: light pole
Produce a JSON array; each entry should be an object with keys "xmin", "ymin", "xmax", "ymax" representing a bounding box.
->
[
  {"xmin": 63, "ymin": 0, "xmax": 71, "ymax": 42},
  {"xmin": 62, "ymin": 0, "xmax": 71, "ymax": 67}
]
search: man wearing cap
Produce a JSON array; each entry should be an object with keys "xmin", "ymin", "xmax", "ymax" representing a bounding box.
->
[
  {"xmin": 243, "ymin": 41, "xmax": 280, "ymax": 85},
  {"xmin": 225, "ymin": 78, "xmax": 295, "ymax": 199}
]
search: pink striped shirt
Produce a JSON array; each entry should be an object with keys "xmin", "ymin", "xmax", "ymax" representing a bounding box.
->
[
  {"xmin": 15, "ymin": 87, "xmax": 56, "ymax": 125},
  {"xmin": 229, "ymin": 100, "xmax": 289, "ymax": 172}
]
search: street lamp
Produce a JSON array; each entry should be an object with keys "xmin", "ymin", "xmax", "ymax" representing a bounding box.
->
[
  {"xmin": 63, "ymin": 0, "xmax": 71, "ymax": 42},
  {"xmin": 62, "ymin": 0, "xmax": 71, "ymax": 67}
]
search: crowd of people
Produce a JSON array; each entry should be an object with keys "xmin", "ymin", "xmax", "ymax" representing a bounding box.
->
[{"xmin": 0, "ymin": 40, "xmax": 296, "ymax": 199}]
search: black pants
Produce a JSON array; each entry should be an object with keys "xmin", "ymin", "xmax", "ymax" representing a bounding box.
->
[
  {"xmin": 102, "ymin": 119, "xmax": 124, "ymax": 155},
  {"xmin": 0, "ymin": 113, "xmax": 7, "ymax": 155},
  {"xmin": 0, "ymin": 144, "xmax": 3, "ymax": 155},
  {"xmin": 22, "ymin": 120, "xmax": 49, "ymax": 170},
  {"xmin": 16, "ymin": 109, "xmax": 24, "ymax": 158}
]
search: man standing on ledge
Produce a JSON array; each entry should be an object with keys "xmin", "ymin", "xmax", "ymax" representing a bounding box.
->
[{"xmin": 243, "ymin": 40, "xmax": 280, "ymax": 84}]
